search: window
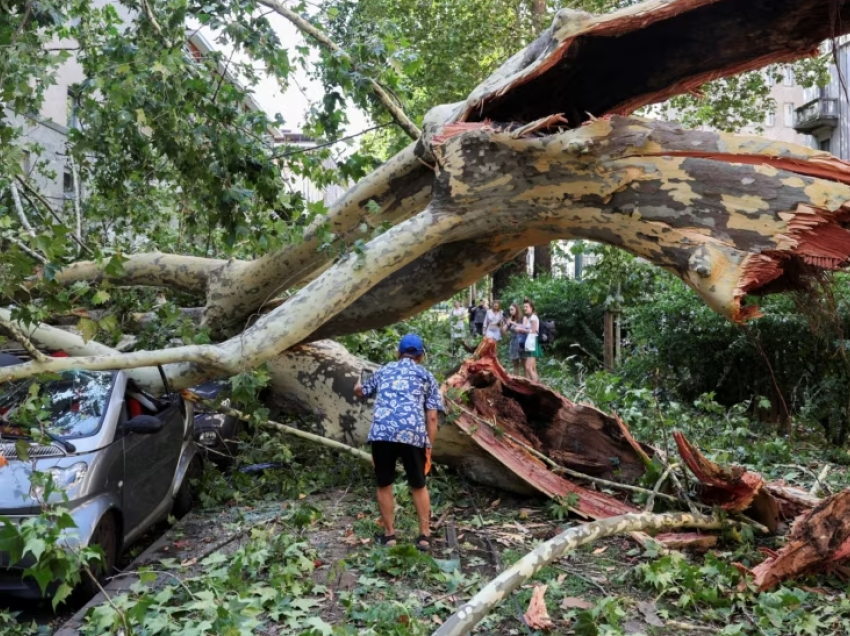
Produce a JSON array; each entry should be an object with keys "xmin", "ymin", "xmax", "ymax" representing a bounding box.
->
[
  {"xmin": 766, "ymin": 68, "xmax": 776, "ymax": 87},
  {"xmin": 784, "ymin": 66, "xmax": 794, "ymax": 86},
  {"xmin": 784, "ymin": 103, "xmax": 794, "ymax": 127},
  {"xmin": 819, "ymin": 138, "xmax": 832, "ymax": 153},
  {"xmin": 766, "ymin": 109, "xmax": 775, "ymax": 127},
  {"xmin": 63, "ymin": 171, "xmax": 74, "ymax": 198}
]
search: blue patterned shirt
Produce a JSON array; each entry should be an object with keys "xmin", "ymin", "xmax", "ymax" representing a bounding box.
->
[{"xmin": 362, "ymin": 358, "xmax": 444, "ymax": 448}]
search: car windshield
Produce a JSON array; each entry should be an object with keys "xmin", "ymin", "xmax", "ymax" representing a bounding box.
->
[{"xmin": 0, "ymin": 370, "xmax": 113, "ymax": 439}]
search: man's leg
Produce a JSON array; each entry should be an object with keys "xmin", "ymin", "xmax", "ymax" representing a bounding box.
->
[
  {"xmin": 376, "ymin": 484, "xmax": 396, "ymax": 538},
  {"xmin": 371, "ymin": 442, "xmax": 398, "ymax": 544},
  {"xmin": 410, "ymin": 486, "xmax": 431, "ymax": 542},
  {"xmin": 400, "ymin": 444, "xmax": 431, "ymax": 549}
]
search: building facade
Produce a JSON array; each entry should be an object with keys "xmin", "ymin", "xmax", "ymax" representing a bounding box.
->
[{"xmin": 793, "ymin": 37, "xmax": 850, "ymax": 159}]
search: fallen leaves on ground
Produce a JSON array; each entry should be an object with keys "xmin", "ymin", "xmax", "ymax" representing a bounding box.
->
[
  {"xmin": 560, "ymin": 596, "xmax": 594, "ymax": 610},
  {"xmin": 524, "ymin": 584, "xmax": 554, "ymax": 630}
]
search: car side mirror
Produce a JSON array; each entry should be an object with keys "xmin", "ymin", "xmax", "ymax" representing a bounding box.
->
[{"xmin": 124, "ymin": 414, "xmax": 164, "ymax": 434}]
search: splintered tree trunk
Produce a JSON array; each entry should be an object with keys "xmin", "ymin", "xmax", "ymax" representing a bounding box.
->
[
  {"xmin": 442, "ymin": 339, "xmax": 650, "ymax": 517},
  {"xmin": 10, "ymin": 0, "xmax": 850, "ymax": 500}
]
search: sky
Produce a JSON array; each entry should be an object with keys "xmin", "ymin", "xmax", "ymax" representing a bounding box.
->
[{"xmin": 191, "ymin": 9, "xmax": 372, "ymax": 138}]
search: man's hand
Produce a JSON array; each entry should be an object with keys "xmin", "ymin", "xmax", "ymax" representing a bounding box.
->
[{"xmin": 354, "ymin": 382, "xmax": 364, "ymax": 399}]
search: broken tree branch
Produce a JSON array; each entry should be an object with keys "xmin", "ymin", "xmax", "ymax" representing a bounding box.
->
[
  {"xmin": 431, "ymin": 512, "xmax": 739, "ymax": 636},
  {"xmin": 180, "ymin": 393, "xmax": 372, "ymax": 464},
  {"xmin": 256, "ymin": 0, "xmax": 421, "ymax": 140},
  {"xmin": 0, "ymin": 315, "xmax": 49, "ymax": 363},
  {"xmin": 3, "ymin": 236, "xmax": 48, "ymax": 264},
  {"xmin": 645, "ymin": 463, "xmax": 678, "ymax": 512},
  {"xmin": 810, "ymin": 464, "xmax": 831, "ymax": 496},
  {"xmin": 8, "ymin": 181, "xmax": 35, "ymax": 236}
]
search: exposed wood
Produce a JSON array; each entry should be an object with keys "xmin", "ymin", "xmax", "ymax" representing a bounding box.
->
[
  {"xmin": 739, "ymin": 488, "xmax": 850, "ymax": 591},
  {"xmin": 674, "ymin": 431, "xmax": 780, "ymax": 532},
  {"xmin": 443, "ymin": 338, "xmax": 650, "ymax": 519}
]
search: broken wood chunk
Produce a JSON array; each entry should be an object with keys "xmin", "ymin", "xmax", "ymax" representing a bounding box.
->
[
  {"xmin": 524, "ymin": 584, "xmax": 554, "ymax": 631},
  {"xmin": 673, "ymin": 431, "xmax": 765, "ymax": 512},
  {"xmin": 739, "ymin": 488, "xmax": 850, "ymax": 591}
]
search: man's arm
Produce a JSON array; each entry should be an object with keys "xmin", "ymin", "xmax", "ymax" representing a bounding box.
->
[{"xmin": 426, "ymin": 409, "xmax": 438, "ymax": 446}]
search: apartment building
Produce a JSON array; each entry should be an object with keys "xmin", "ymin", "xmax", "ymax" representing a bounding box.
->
[{"xmin": 793, "ymin": 37, "xmax": 850, "ymax": 159}]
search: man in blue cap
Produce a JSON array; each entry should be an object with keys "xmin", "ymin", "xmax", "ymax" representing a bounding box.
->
[{"xmin": 354, "ymin": 333, "xmax": 444, "ymax": 551}]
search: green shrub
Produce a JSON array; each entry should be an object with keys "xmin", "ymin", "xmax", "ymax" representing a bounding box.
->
[{"xmin": 624, "ymin": 274, "xmax": 850, "ymax": 443}]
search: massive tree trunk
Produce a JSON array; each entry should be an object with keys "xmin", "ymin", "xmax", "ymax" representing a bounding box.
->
[{"xmin": 6, "ymin": 0, "xmax": 850, "ymax": 492}]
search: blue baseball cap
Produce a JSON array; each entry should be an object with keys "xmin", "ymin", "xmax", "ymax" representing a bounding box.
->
[{"xmin": 398, "ymin": 333, "xmax": 425, "ymax": 356}]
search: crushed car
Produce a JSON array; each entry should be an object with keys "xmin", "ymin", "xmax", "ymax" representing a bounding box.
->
[{"xmin": 0, "ymin": 350, "xmax": 200, "ymax": 599}]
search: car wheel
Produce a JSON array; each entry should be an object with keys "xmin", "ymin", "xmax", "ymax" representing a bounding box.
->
[
  {"xmin": 172, "ymin": 458, "xmax": 201, "ymax": 519},
  {"xmin": 79, "ymin": 512, "xmax": 118, "ymax": 599}
]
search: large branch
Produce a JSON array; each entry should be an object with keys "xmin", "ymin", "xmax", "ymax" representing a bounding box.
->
[
  {"xmin": 256, "ymin": 0, "xmax": 421, "ymax": 140},
  {"xmin": 11, "ymin": 117, "xmax": 850, "ymax": 386},
  {"xmin": 55, "ymin": 253, "xmax": 234, "ymax": 295},
  {"xmin": 200, "ymin": 142, "xmax": 433, "ymax": 335}
]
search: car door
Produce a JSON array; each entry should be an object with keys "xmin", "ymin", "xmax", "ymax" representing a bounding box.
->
[{"xmin": 121, "ymin": 397, "xmax": 185, "ymax": 534}]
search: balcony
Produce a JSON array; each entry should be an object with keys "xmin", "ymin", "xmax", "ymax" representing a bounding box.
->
[{"xmin": 794, "ymin": 98, "xmax": 839, "ymax": 133}]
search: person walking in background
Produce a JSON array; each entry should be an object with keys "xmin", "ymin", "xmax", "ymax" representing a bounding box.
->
[
  {"xmin": 503, "ymin": 303, "xmax": 524, "ymax": 376},
  {"xmin": 485, "ymin": 300, "xmax": 504, "ymax": 342},
  {"xmin": 517, "ymin": 298, "xmax": 541, "ymax": 381},
  {"xmin": 354, "ymin": 334, "xmax": 443, "ymax": 551},
  {"xmin": 450, "ymin": 300, "xmax": 467, "ymax": 356},
  {"xmin": 472, "ymin": 299, "xmax": 488, "ymax": 336},
  {"xmin": 468, "ymin": 300, "xmax": 477, "ymax": 335}
]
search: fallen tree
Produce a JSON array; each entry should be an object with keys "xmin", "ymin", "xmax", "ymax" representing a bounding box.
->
[{"xmin": 4, "ymin": 0, "xmax": 850, "ymax": 494}]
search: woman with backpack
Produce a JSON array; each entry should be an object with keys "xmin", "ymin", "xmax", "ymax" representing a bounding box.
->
[{"xmin": 517, "ymin": 298, "xmax": 541, "ymax": 381}]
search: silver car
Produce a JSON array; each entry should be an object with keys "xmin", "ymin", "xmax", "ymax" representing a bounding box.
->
[{"xmin": 0, "ymin": 352, "xmax": 199, "ymax": 598}]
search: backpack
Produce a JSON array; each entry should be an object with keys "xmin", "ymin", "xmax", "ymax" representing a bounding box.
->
[{"xmin": 538, "ymin": 319, "xmax": 557, "ymax": 346}]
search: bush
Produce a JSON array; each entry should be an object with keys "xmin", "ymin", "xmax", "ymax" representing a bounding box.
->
[{"xmin": 624, "ymin": 274, "xmax": 850, "ymax": 443}]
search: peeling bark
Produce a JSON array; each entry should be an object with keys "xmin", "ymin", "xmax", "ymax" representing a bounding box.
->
[{"xmin": 443, "ymin": 339, "xmax": 649, "ymax": 518}]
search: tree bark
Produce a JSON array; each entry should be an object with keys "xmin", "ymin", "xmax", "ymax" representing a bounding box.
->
[
  {"xmin": 532, "ymin": 243, "xmax": 551, "ymax": 278},
  {"xmin": 492, "ymin": 250, "xmax": 527, "ymax": 302}
]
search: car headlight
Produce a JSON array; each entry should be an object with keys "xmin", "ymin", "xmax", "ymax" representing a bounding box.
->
[
  {"xmin": 31, "ymin": 462, "xmax": 88, "ymax": 499},
  {"xmin": 197, "ymin": 430, "xmax": 217, "ymax": 445}
]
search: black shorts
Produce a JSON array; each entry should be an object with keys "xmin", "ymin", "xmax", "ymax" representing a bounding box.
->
[{"xmin": 371, "ymin": 441, "xmax": 427, "ymax": 489}]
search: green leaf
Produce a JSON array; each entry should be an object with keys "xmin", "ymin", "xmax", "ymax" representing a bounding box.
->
[
  {"xmin": 302, "ymin": 616, "xmax": 333, "ymax": 635},
  {"xmin": 92, "ymin": 290, "xmax": 111, "ymax": 305},
  {"xmin": 78, "ymin": 317, "xmax": 98, "ymax": 343}
]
